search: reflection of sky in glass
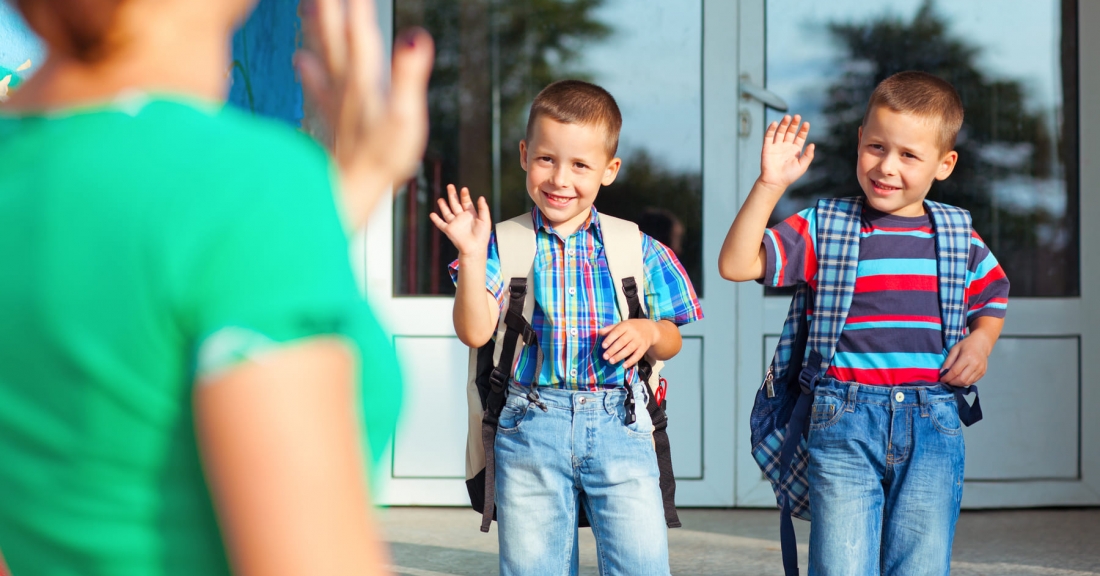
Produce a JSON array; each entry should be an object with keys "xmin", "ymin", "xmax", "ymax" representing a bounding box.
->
[
  {"xmin": 576, "ymin": 0, "xmax": 702, "ymax": 173},
  {"xmin": 766, "ymin": 0, "xmax": 1061, "ymax": 129},
  {"xmin": 766, "ymin": 0, "xmax": 1066, "ymax": 217}
]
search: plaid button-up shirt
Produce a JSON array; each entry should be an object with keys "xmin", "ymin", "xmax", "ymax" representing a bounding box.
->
[{"xmin": 450, "ymin": 207, "xmax": 703, "ymax": 391}]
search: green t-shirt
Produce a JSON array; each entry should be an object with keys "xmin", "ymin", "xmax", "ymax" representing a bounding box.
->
[{"xmin": 0, "ymin": 95, "xmax": 402, "ymax": 575}]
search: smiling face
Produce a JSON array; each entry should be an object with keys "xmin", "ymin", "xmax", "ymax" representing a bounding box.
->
[
  {"xmin": 519, "ymin": 115, "xmax": 621, "ymax": 236},
  {"xmin": 857, "ymin": 105, "xmax": 959, "ymax": 217}
]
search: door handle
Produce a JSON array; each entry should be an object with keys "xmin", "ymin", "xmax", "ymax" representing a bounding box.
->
[{"xmin": 739, "ymin": 75, "xmax": 789, "ymax": 112}]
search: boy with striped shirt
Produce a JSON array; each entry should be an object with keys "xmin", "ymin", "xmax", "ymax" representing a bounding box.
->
[
  {"xmin": 719, "ymin": 71, "xmax": 1008, "ymax": 574},
  {"xmin": 433, "ymin": 80, "xmax": 702, "ymax": 576}
]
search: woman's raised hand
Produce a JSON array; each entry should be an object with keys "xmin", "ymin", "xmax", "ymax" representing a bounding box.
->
[{"xmin": 297, "ymin": 0, "xmax": 435, "ymax": 230}]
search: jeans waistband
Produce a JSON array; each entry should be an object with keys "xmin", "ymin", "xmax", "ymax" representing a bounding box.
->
[
  {"xmin": 507, "ymin": 382, "xmax": 642, "ymax": 413},
  {"xmin": 816, "ymin": 378, "xmax": 957, "ymax": 407}
]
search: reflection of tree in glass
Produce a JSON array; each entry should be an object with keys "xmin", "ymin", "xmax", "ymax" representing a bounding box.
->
[
  {"xmin": 788, "ymin": 0, "xmax": 1075, "ymax": 296},
  {"xmin": 395, "ymin": 0, "xmax": 611, "ymax": 294},
  {"xmin": 396, "ymin": 0, "xmax": 705, "ymax": 295},
  {"xmin": 597, "ymin": 151, "xmax": 703, "ymax": 293}
]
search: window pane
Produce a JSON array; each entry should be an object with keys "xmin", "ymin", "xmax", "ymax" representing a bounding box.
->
[
  {"xmin": 765, "ymin": 0, "xmax": 1078, "ymax": 297},
  {"xmin": 394, "ymin": 0, "xmax": 703, "ymax": 296}
]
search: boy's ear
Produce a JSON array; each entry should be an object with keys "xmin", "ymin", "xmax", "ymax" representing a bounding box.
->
[
  {"xmin": 935, "ymin": 150, "xmax": 959, "ymax": 181},
  {"xmin": 857, "ymin": 125, "xmax": 863, "ymax": 150},
  {"xmin": 601, "ymin": 157, "xmax": 622, "ymax": 186},
  {"xmin": 518, "ymin": 140, "xmax": 529, "ymax": 171}
]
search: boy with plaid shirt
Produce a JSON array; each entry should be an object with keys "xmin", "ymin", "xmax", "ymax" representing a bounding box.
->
[
  {"xmin": 719, "ymin": 71, "xmax": 1009, "ymax": 574},
  {"xmin": 432, "ymin": 80, "xmax": 702, "ymax": 576}
]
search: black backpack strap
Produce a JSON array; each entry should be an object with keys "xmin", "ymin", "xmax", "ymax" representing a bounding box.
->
[
  {"xmin": 621, "ymin": 276, "xmax": 681, "ymax": 529},
  {"xmin": 479, "ymin": 277, "xmax": 539, "ymax": 532}
]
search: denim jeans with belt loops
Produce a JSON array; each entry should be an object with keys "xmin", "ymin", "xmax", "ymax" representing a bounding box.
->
[
  {"xmin": 494, "ymin": 383, "xmax": 670, "ymax": 576},
  {"xmin": 807, "ymin": 379, "xmax": 966, "ymax": 576}
]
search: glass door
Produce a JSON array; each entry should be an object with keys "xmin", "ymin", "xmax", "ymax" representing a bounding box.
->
[
  {"xmin": 367, "ymin": 0, "xmax": 742, "ymax": 507},
  {"xmin": 736, "ymin": 0, "xmax": 1100, "ymax": 507}
]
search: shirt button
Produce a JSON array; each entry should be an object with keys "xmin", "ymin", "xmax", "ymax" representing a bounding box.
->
[
  {"xmin": 568, "ymin": 287, "xmax": 576, "ymax": 296},
  {"xmin": 567, "ymin": 248, "xmax": 576, "ymax": 256},
  {"xmin": 570, "ymin": 328, "xmax": 578, "ymax": 336},
  {"xmin": 579, "ymin": 397, "xmax": 587, "ymax": 405},
  {"xmin": 570, "ymin": 369, "xmax": 578, "ymax": 377},
  {"xmin": 895, "ymin": 392, "xmax": 905, "ymax": 402}
]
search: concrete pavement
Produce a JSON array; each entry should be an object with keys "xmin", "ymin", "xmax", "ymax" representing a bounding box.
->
[{"xmin": 379, "ymin": 507, "xmax": 1100, "ymax": 575}]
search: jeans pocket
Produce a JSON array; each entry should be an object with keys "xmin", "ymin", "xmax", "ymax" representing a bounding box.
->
[
  {"xmin": 929, "ymin": 400, "xmax": 962, "ymax": 435},
  {"xmin": 497, "ymin": 394, "xmax": 531, "ymax": 434},
  {"xmin": 809, "ymin": 394, "xmax": 846, "ymax": 431}
]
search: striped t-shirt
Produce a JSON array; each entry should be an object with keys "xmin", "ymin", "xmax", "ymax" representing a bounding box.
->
[{"xmin": 762, "ymin": 205, "xmax": 1009, "ymax": 385}]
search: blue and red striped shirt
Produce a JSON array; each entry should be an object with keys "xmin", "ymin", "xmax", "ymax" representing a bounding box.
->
[
  {"xmin": 451, "ymin": 207, "xmax": 703, "ymax": 391},
  {"xmin": 763, "ymin": 205, "xmax": 1009, "ymax": 385}
]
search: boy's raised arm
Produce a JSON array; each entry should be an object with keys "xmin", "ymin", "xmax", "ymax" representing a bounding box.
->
[
  {"xmin": 718, "ymin": 115, "xmax": 815, "ymax": 282},
  {"xmin": 429, "ymin": 185, "xmax": 500, "ymax": 347}
]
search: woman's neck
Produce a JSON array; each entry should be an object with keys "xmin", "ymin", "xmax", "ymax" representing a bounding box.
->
[{"xmin": 3, "ymin": 10, "xmax": 232, "ymax": 111}]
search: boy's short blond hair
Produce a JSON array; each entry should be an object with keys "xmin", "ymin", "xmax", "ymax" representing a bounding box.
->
[
  {"xmin": 863, "ymin": 71, "xmax": 964, "ymax": 153},
  {"xmin": 526, "ymin": 79, "xmax": 622, "ymax": 159}
]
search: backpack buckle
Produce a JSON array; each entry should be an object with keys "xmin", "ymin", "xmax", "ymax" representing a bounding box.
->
[{"xmin": 488, "ymin": 367, "xmax": 509, "ymax": 393}]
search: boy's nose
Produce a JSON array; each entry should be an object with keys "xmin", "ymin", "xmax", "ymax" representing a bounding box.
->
[
  {"xmin": 878, "ymin": 154, "xmax": 899, "ymax": 176},
  {"xmin": 551, "ymin": 165, "xmax": 570, "ymax": 188}
]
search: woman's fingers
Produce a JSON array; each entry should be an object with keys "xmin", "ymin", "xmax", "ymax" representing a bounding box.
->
[
  {"xmin": 345, "ymin": 0, "xmax": 383, "ymax": 122},
  {"xmin": 312, "ymin": 0, "xmax": 347, "ymax": 78},
  {"xmin": 294, "ymin": 51, "xmax": 329, "ymax": 111},
  {"xmin": 383, "ymin": 28, "xmax": 434, "ymax": 179}
]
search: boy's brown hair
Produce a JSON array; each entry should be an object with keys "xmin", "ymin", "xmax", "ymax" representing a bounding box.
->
[
  {"xmin": 526, "ymin": 79, "xmax": 622, "ymax": 158},
  {"xmin": 863, "ymin": 71, "xmax": 964, "ymax": 153}
]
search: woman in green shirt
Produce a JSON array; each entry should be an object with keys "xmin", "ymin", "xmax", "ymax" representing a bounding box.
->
[{"xmin": 0, "ymin": 0, "xmax": 432, "ymax": 574}]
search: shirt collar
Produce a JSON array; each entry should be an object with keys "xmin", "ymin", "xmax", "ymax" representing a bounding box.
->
[{"xmin": 531, "ymin": 206, "xmax": 601, "ymax": 241}]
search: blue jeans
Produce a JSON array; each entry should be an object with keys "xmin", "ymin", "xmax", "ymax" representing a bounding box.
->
[
  {"xmin": 807, "ymin": 380, "xmax": 965, "ymax": 576},
  {"xmin": 494, "ymin": 383, "xmax": 670, "ymax": 576}
]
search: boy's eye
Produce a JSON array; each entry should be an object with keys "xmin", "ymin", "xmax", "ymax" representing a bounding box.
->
[
  {"xmin": 538, "ymin": 156, "xmax": 553, "ymax": 163},
  {"xmin": 574, "ymin": 162, "xmax": 588, "ymax": 170},
  {"xmin": 903, "ymin": 152, "xmax": 919, "ymax": 160},
  {"xmin": 869, "ymin": 144, "xmax": 885, "ymax": 152}
]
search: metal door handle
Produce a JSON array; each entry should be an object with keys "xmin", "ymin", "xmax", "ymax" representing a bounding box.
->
[{"xmin": 740, "ymin": 76, "xmax": 789, "ymax": 112}]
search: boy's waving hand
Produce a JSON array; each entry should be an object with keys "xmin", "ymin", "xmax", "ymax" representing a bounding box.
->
[
  {"xmin": 431, "ymin": 185, "xmax": 493, "ymax": 256},
  {"xmin": 718, "ymin": 114, "xmax": 814, "ymax": 283},
  {"xmin": 759, "ymin": 114, "xmax": 816, "ymax": 192}
]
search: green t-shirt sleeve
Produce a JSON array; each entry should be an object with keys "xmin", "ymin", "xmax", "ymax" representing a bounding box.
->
[
  {"xmin": 181, "ymin": 143, "xmax": 359, "ymax": 373},
  {"xmin": 169, "ymin": 117, "xmax": 402, "ymax": 476}
]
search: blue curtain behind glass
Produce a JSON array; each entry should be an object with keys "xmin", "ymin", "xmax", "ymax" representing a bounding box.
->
[{"xmin": 229, "ymin": 0, "xmax": 303, "ymax": 126}]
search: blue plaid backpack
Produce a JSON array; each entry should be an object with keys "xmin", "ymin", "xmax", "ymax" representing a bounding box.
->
[{"xmin": 750, "ymin": 196, "xmax": 984, "ymax": 576}]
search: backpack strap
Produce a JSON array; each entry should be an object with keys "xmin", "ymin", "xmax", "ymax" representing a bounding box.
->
[
  {"xmin": 600, "ymin": 215, "xmax": 665, "ymax": 395},
  {"xmin": 477, "ymin": 214, "xmax": 541, "ymax": 532},
  {"xmin": 599, "ymin": 213, "xmax": 680, "ymax": 529},
  {"xmin": 778, "ymin": 196, "xmax": 863, "ymax": 576},
  {"xmin": 803, "ymin": 196, "xmax": 864, "ymax": 379},
  {"xmin": 926, "ymin": 200, "xmax": 983, "ymax": 426},
  {"xmin": 926, "ymin": 200, "xmax": 971, "ymax": 350}
]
